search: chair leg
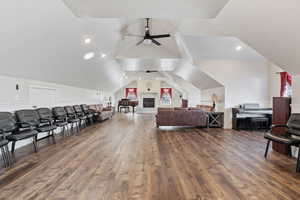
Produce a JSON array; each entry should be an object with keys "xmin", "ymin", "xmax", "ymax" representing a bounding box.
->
[
  {"xmin": 1, "ymin": 147, "xmax": 8, "ymax": 168},
  {"xmin": 5, "ymin": 145, "xmax": 13, "ymax": 166},
  {"xmin": 79, "ymin": 121, "xmax": 82, "ymax": 130},
  {"xmin": 11, "ymin": 141, "xmax": 16, "ymax": 153},
  {"xmin": 296, "ymin": 145, "xmax": 300, "ymax": 173},
  {"xmin": 4, "ymin": 146, "xmax": 11, "ymax": 167},
  {"xmin": 62, "ymin": 126, "xmax": 66, "ymax": 137},
  {"xmin": 51, "ymin": 130, "xmax": 56, "ymax": 144},
  {"xmin": 33, "ymin": 136, "xmax": 38, "ymax": 152},
  {"xmin": 66, "ymin": 125, "xmax": 71, "ymax": 136},
  {"xmin": 264, "ymin": 140, "xmax": 271, "ymax": 158}
]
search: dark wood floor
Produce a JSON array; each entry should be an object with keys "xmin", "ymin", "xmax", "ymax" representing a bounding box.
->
[{"xmin": 0, "ymin": 114, "xmax": 299, "ymax": 200}]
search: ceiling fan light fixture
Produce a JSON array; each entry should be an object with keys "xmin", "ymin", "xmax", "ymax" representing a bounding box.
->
[
  {"xmin": 84, "ymin": 38, "xmax": 91, "ymax": 44},
  {"xmin": 144, "ymin": 39, "xmax": 152, "ymax": 45},
  {"xmin": 83, "ymin": 52, "xmax": 95, "ymax": 60},
  {"xmin": 236, "ymin": 45, "xmax": 243, "ymax": 51},
  {"xmin": 100, "ymin": 53, "xmax": 107, "ymax": 58}
]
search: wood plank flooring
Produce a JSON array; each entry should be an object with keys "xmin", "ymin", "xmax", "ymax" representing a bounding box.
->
[{"xmin": 0, "ymin": 113, "xmax": 299, "ymax": 200}]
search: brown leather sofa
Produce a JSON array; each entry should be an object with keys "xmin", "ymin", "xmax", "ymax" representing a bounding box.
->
[
  {"xmin": 156, "ymin": 107, "xmax": 208, "ymax": 128},
  {"xmin": 89, "ymin": 104, "xmax": 113, "ymax": 121}
]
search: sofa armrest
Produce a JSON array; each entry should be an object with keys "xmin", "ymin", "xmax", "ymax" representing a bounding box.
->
[{"xmin": 103, "ymin": 107, "xmax": 111, "ymax": 111}]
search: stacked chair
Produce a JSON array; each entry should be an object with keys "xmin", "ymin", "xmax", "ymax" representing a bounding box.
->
[
  {"xmin": 81, "ymin": 104, "xmax": 95, "ymax": 124},
  {"xmin": 0, "ymin": 104, "xmax": 113, "ymax": 168},
  {"xmin": 15, "ymin": 109, "xmax": 57, "ymax": 150},
  {"xmin": 0, "ymin": 113, "xmax": 15, "ymax": 167},
  {"xmin": 52, "ymin": 107, "xmax": 70, "ymax": 136},
  {"xmin": 0, "ymin": 112, "xmax": 39, "ymax": 167},
  {"xmin": 64, "ymin": 106, "xmax": 81, "ymax": 133},
  {"xmin": 72, "ymin": 105, "xmax": 88, "ymax": 129}
]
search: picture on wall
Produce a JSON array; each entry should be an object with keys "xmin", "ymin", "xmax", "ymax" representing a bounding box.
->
[{"xmin": 160, "ymin": 88, "xmax": 172, "ymax": 105}]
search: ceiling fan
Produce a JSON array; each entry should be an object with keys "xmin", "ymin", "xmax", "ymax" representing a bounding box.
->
[{"xmin": 136, "ymin": 18, "xmax": 171, "ymax": 46}]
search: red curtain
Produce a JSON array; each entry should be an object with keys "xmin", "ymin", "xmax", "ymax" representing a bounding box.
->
[
  {"xmin": 160, "ymin": 88, "xmax": 172, "ymax": 99},
  {"xmin": 280, "ymin": 72, "xmax": 292, "ymax": 97},
  {"xmin": 125, "ymin": 88, "xmax": 137, "ymax": 99}
]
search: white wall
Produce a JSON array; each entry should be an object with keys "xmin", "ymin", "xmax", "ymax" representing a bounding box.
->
[
  {"xmin": 197, "ymin": 60, "xmax": 271, "ymax": 128},
  {"xmin": 269, "ymin": 64, "xmax": 283, "ymax": 105},
  {"xmin": 200, "ymin": 87, "xmax": 225, "ymax": 112},
  {"xmin": 187, "ymin": 92, "xmax": 201, "ymax": 107},
  {"xmin": 292, "ymin": 75, "xmax": 300, "ymax": 113}
]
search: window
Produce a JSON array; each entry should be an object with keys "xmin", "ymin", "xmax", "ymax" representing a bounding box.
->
[
  {"xmin": 280, "ymin": 72, "xmax": 292, "ymax": 97},
  {"xmin": 160, "ymin": 88, "xmax": 172, "ymax": 105},
  {"xmin": 125, "ymin": 88, "xmax": 137, "ymax": 100}
]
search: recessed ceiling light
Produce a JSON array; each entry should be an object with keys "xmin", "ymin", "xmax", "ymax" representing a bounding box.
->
[
  {"xmin": 236, "ymin": 45, "xmax": 243, "ymax": 51},
  {"xmin": 83, "ymin": 52, "xmax": 95, "ymax": 60},
  {"xmin": 84, "ymin": 38, "xmax": 92, "ymax": 44},
  {"xmin": 124, "ymin": 76, "xmax": 128, "ymax": 79},
  {"xmin": 100, "ymin": 53, "xmax": 107, "ymax": 58}
]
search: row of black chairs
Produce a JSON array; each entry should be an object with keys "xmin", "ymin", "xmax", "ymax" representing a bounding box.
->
[{"xmin": 0, "ymin": 104, "xmax": 99, "ymax": 168}]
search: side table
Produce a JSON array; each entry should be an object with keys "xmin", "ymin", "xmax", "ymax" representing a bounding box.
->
[{"xmin": 208, "ymin": 112, "xmax": 224, "ymax": 128}]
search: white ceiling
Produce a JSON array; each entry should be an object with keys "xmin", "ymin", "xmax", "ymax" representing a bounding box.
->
[
  {"xmin": 215, "ymin": 0, "xmax": 300, "ymax": 74},
  {"xmin": 174, "ymin": 62, "xmax": 223, "ymax": 90},
  {"xmin": 182, "ymin": 36, "xmax": 265, "ymax": 60},
  {"xmin": 63, "ymin": 0, "xmax": 230, "ymax": 18},
  {"xmin": 3, "ymin": 0, "xmax": 299, "ymax": 95},
  {"xmin": 116, "ymin": 58, "xmax": 183, "ymax": 72}
]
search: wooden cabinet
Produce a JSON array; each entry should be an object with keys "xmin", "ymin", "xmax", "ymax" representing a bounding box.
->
[{"xmin": 272, "ymin": 97, "xmax": 291, "ymax": 154}]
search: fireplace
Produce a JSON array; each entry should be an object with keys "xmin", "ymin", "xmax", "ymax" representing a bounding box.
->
[{"xmin": 143, "ymin": 98, "xmax": 155, "ymax": 108}]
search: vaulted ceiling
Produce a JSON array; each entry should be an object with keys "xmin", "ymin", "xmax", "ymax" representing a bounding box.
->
[
  {"xmin": 63, "ymin": 0, "xmax": 230, "ymax": 18},
  {"xmin": 2, "ymin": 0, "xmax": 299, "ymax": 94}
]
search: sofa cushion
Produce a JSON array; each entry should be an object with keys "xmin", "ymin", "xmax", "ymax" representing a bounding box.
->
[
  {"xmin": 174, "ymin": 107, "xmax": 188, "ymax": 111},
  {"xmin": 188, "ymin": 107, "xmax": 203, "ymax": 111},
  {"xmin": 196, "ymin": 105, "xmax": 214, "ymax": 112},
  {"xmin": 158, "ymin": 108, "xmax": 174, "ymax": 112}
]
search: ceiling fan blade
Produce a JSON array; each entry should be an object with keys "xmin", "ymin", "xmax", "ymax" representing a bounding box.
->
[
  {"xmin": 151, "ymin": 39, "xmax": 161, "ymax": 46},
  {"xmin": 150, "ymin": 34, "xmax": 171, "ymax": 39},
  {"xmin": 146, "ymin": 70, "xmax": 158, "ymax": 73},
  {"xmin": 136, "ymin": 39, "xmax": 144, "ymax": 45}
]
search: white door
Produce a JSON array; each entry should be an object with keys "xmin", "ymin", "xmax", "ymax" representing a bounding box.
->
[{"xmin": 29, "ymin": 86, "xmax": 56, "ymax": 108}]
